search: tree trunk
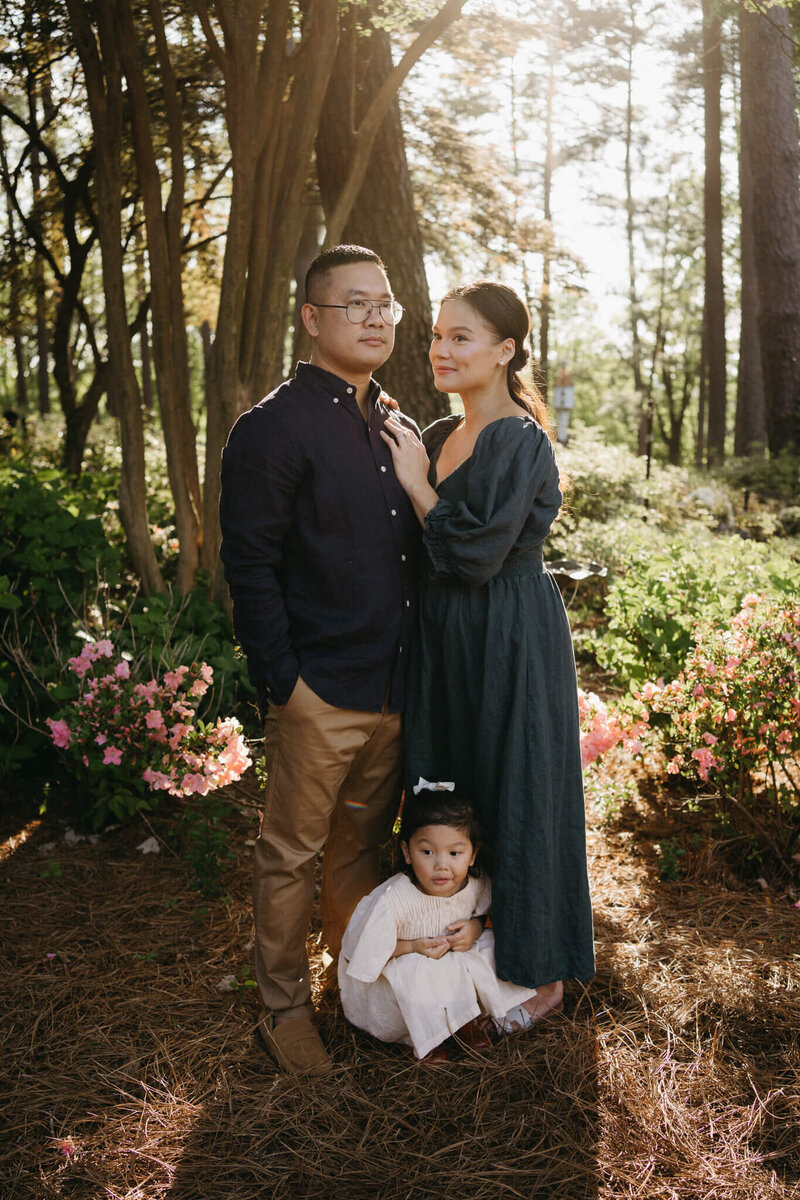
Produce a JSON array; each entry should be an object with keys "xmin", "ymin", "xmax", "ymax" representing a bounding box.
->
[
  {"xmin": 114, "ymin": 0, "xmax": 201, "ymax": 594},
  {"xmin": 702, "ymin": 0, "xmax": 727, "ymax": 464},
  {"xmin": 315, "ymin": 14, "xmax": 446, "ymax": 428},
  {"xmin": 740, "ymin": 4, "xmax": 800, "ymax": 455},
  {"xmin": 66, "ymin": 0, "xmax": 164, "ymax": 594},
  {"xmin": 538, "ymin": 47, "xmax": 557, "ymax": 400},
  {"xmin": 734, "ymin": 49, "xmax": 766, "ymax": 457},
  {"xmin": 625, "ymin": 1, "xmax": 646, "ymax": 453}
]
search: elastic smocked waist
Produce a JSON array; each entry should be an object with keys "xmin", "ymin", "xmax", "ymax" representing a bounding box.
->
[{"xmin": 495, "ymin": 549, "xmax": 544, "ymax": 578}]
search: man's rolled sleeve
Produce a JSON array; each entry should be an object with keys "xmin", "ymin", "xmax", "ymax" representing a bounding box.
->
[{"xmin": 219, "ymin": 407, "xmax": 303, "ymax": 707}]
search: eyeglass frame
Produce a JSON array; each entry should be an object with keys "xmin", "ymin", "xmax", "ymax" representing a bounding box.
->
[{"xmin": 309, "ymin": 299, "xmax": 404, "ymax": 326}]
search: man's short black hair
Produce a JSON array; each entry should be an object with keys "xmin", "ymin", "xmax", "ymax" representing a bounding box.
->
[{"xmin": 304, "ymin": 245, "xmax": 387, "ymax": 304}]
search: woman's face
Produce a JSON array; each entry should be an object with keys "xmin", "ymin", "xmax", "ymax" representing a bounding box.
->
[{"xmin": 429, "ymin": 298, "xmax": 514, "ymax": 395}]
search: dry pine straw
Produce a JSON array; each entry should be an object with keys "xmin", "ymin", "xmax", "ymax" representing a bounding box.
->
[{"xmin": 1, "ymin": 773, "xmax": 798, "ymax": 1200}]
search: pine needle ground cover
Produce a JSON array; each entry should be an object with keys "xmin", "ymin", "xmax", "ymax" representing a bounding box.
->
[{"xmin": 1, "ymin": 772, "xmax": 798, "ymax": 1200}]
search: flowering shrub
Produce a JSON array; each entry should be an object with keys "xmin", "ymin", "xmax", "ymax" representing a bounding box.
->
[
  {"xmin": 578, "ymin": 688, "xmax": 648, "ymax": 770},
  {"xmin": 639, "ymin": 595, "xmax": 800, "ymax": 860},
  {"xmin": 46, "ymin": 640, "xmax": 251, "ymax": 825}
]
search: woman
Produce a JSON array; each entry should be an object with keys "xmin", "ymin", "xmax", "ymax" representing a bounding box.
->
[{"xmin": 381, "ymin": 281, "xmax": 594, "ymax": 1017}]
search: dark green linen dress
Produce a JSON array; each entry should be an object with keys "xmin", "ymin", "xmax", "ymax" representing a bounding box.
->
[{"xmin": 406, "ymin": 414, "xmax": 595, "ymax": 990}]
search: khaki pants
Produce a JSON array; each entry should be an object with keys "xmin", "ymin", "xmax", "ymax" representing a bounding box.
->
[{"xmin": 253, "ymin": 676, "xmax": 402, "ymax": 1020}]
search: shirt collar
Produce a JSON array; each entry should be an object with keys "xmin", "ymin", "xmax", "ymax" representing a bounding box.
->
[{"xmin": 295, "ymin": 361, "xmax": 382, "ymax": 409}]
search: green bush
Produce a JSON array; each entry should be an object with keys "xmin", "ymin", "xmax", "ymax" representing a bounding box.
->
[
  {"xmin": 594, "ymin": 536, "xmax": 800, "ymax": 688},
  {"xmin": 0, "ymin": 464, "xmax": 121, "ymax": 775},
  {"xmin": 0, "ymin": 461, "xmax": 257, "ymax": 789}
]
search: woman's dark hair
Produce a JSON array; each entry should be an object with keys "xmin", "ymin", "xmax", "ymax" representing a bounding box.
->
[
  {"xmin": 441, "ymin": 280, "xmax": 554, "ymax": 439},
  {"xmin": 398, "ymin": 787, "xmax": 486, "ymax": 878}
]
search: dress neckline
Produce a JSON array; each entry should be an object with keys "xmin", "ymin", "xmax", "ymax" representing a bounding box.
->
[{"xmin": 430, "ymin": 413, "xmax": 533, "ymax": 488}]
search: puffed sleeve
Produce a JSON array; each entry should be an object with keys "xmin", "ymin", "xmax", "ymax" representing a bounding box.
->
[
  {"xmin": 423, "ymin": 418, "xmax": 560, "ymax": 586},
  {"xmin": 341, "ymin": 879, "xmax": 402, "ymax": 983}
]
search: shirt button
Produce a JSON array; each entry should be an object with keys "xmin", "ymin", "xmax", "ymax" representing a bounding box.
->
[
  {"xmin": 347, "ymin": 386, "xmax": 354, "ymax": 394},
  {"xmin": 391, "ymin": 508, "xmax": 397, "ymax": 516},
  {"xmin": 406, "ymin": 600, "xmax": 410, "ymax": 607},
  {"xmin": 380, "ymin": 465, "xmax": 387, "ymax": 473},
  {"xmin": 399, "ymin": 646, "xmax": 404, "ymax": 655},
  {"xmin": 401, "ymin": 554, "xmax": 407, "ymax": 562}
]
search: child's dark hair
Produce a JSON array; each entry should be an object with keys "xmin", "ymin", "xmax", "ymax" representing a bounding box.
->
[{"xmin": 398, "ymin": 787, "xmax": 486, "ymax": 877}]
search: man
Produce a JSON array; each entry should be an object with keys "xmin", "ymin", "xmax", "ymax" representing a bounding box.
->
[{"xmin": 219, "ymin": 245, "xmax": 420, "ymax": 1073}]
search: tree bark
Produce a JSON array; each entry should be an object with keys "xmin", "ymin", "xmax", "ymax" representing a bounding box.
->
[
  {"xmin": 740, "ymin": 3, "xmax": 800, "ymax": 455},
  {"xmin": 702, "ymin": 0, "xmax": 727, "ymax": 464},
  {"xmin": 734, "ymin": 30, "xmax": 766, "ymax": 458},
  {"xmin": 113, "ymin": 0, "xmax": 201, "ymax": 593},
  {"xmin": 624, "ymin": 2, "xmax": 646, "ymax": 454},
  {"xmin": 65, "ymin": 0, "xmax": 164, "ymax": 594},
  {"xmin": 315, "ymin": 13, "xmax": 447, "ymax": 428}
]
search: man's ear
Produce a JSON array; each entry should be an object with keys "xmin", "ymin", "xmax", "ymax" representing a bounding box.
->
[{"xmin": 301, "ymin": 303, "xmax": 319, "ymax": 339}]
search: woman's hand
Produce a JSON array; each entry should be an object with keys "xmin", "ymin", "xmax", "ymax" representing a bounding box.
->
[
  {"xmin": 444, "ymin": 917, "xmax": 484, "ymax": 952},
  {"xmin": 379, "ymin": 417, "xmax": 439, "ymax": 524}
]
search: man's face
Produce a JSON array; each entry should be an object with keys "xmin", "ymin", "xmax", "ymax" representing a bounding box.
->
[{"xmin": 302, "ymin": 261, "xmax": 396, "ymax": 379}]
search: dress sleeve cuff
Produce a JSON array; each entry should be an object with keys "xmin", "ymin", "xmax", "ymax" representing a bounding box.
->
[{"xmin": 422, "ymin": 500, "xmax": 456, "ymax": 575}]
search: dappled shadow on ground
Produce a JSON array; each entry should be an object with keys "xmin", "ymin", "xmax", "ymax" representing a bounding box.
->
[
  {"xmin": 166, "ymin": 1006, "xmax": 599, "ymax": 1200},
  {"xmin": 586, "ymin": 799, "xmax": 800, "ymax": 1198},
  {"xmin": 1, "ymin": 783, "xmax": 798, "ymax": 1199}
]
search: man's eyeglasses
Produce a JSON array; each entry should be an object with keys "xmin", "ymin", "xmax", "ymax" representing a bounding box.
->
[{"xmin": 310, "ymin": 299, "xmax": 404, "ymax": 326}]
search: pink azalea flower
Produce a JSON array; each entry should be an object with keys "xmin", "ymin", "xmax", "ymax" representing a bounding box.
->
[
  {"xmin": 103, "ymin": 746, "xmax": 123, "ymax": 766},
  {"xmin": 164, "ymin": 666, "xmax": 189, "ymax": 691},
  {"xmin": 724, "ymin": 708, "xmax": 737, "ymax": 722},
  {"xmin": 146, "ymin": 710, "xmax": 166, "ymax": 730},
  {"xmin": 142, "ymin": 767, "xmax": 172, "ymax": 790},
  {"xmin": 94, "ymin": 733, "xmax": 107, "ymax": 746},
  {"xmin": 200, "ymin": 663, "xmax": 214, "ymax": 685},
  {"xmin": 181, "ymin": 771, "xmax": 210, "ymax": 795},
  {"xmin": 46, "ymin": 718, "xmax": 72, "ymax": 749},
  {"xmin": 190, "ymin": 679, "xmax": 209, "ymax": 698},
  {"xmin": 114, "ymin": 660, "xmax": 130, "ymax": 680},
  {"xmin": 67, "ymin": 654, "xmax": 92, "ymax": 679}
]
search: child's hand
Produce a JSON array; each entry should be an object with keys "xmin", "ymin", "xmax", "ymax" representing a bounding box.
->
[
  {"xmin": 444, "ymin": 918, "xmax": 483, "ymax": 952},
  {"xmin": 414, "ymin": 936, "xmax": 450, "ymax": 959}
]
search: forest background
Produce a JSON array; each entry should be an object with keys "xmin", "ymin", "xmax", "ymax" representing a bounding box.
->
[
  {"xmin": 1, "ymin": 0, "xmax": 799, "ymax": 866},
  {"xmin": 2, "ymin": 5, "xmax": 800, "ymax": 1196}
]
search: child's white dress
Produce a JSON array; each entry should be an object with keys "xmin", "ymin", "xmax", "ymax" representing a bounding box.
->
[{"xmin": 339, "ymin": 872, "xmax": 537, "ymax": 1059}]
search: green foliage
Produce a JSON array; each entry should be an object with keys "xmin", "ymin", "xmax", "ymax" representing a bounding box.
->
[
  {"xmin": 655, "ymin": 838, "xmax": 685, "ymax": 882},
  {"xmin": 643, "ymin": 596, "xmax": 800, "ymax": 866},
  {"xmin": 181, "ymin": 792, "xmax": 237, "ymax": 898},
  {"xmin": 595, "ymin": 539, "xmax": 800, "ymax": 687},
  {"xmin": 0, "ymin": 463, "xmax": 122, "ymax": 776}
]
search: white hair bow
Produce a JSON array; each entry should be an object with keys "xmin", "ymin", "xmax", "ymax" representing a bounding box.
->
[{"xmin": 413, "ymin": 777, "xmax": 455, "ymax": 795}]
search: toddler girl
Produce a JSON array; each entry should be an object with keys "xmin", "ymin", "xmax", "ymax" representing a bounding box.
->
[{"xmin": 338, "ymin": 781, "xmax": 539, "ymax": 1061}]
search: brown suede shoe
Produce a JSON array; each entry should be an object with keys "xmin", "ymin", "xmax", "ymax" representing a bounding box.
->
[
  {"xmin": 398, "ymin": 1042, "xmax": 449, "ymax": 1066},
  {"xmin": 454, "ymin": 1015, "xmax": 495, "ymax": 1052},
  {"xmin": 256, "ymin": 1013, "xmax": 333, "ymax": 1074}
]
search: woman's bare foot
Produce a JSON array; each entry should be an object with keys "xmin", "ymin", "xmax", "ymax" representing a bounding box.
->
[{"xmin": 521, "ymin": 980, "xmax": 564, "ymax": 1022}]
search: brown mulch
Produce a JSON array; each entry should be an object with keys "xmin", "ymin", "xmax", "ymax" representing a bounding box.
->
[{"xmin": 1, "ymin": 765, "xmax": 799, "ymax": 1200}]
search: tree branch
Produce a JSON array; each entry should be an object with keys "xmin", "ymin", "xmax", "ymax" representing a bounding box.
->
[{"xmin": 323, "ymin": 0, "xmax": 466, "ymax": 247}]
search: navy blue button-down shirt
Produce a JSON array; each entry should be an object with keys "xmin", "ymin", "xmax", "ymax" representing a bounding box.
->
[{"xmin": 219, "ymin": 362, "xmax": 421, "ymax": 714}]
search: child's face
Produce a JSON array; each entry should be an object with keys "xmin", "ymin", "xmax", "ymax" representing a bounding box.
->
[{"xmin": 401, "ymin": 823, "xmax": 477, "ymax": 898}]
